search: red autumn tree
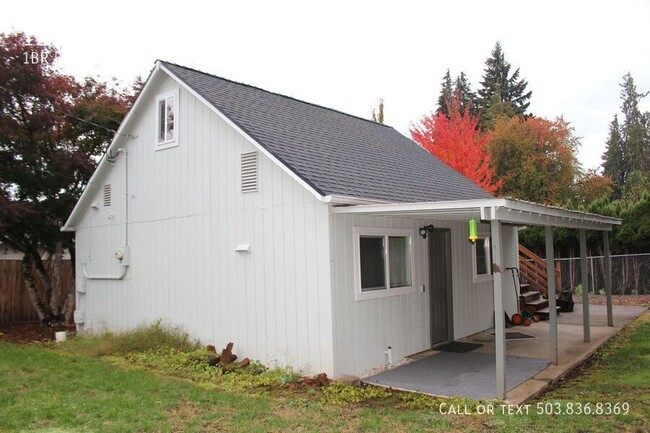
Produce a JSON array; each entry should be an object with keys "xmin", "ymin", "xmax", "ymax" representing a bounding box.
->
[{"xmin": 411, "ymin": 93, "xmax": 502, "ymax": 194}]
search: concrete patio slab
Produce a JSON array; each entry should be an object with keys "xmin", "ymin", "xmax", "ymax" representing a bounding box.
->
[
  {"xmin": 361, "ymin": 304, "xmax": 647, "ymax": 404},
  {"xmin": 363, "ymin": 351, "xmax": 549, "ymax": 400}
]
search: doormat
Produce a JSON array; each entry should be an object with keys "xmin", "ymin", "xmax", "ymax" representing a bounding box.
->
[
  {"xmin": 505, "ymin": 332, "xmax": 534, "ymax": 340},
  {"xmin": 434, "ymin": 342, "xmax": 483, "ymax": 353},
  {"xmin": 490, "ymin": 331, "xmax": 535, "ymax": 340},
  {"xmin": 407, "ymin": 350, "xmax": 438, "ymax": 360}
]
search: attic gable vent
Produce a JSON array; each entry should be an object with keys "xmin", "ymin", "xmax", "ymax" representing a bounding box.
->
[
  {"xmin": 241, "ymin": 151, "xmax": 259, "ymax": 193},
  {"xmin": 103, "ymin": 184, "xmax": 111, "ymax": 207}
]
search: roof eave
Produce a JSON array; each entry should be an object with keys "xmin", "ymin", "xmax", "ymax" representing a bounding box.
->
[
  {"xmin": 332, "ymin": 198, "xmax": 621, "ymax": 231},
  {"xmin": 61, "ymin": 63, "xmax": 164, "ymax": 232},
  {"xmin": 159, "ymin": 62, "xmax": 325, "ymax": 202}
]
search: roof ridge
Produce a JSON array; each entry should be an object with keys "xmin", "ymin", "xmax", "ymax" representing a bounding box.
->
[{"xmin": 158, "ymin": 60, "xmax": 394, "ymax": 130}]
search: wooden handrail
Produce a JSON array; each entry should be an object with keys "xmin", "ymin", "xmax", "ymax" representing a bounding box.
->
[{"xmin": 518, "ymin": 245, "xmax": 561, "ymax": 297}]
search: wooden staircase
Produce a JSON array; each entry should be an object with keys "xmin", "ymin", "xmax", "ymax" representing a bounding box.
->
[{"xmin": 518, "ymin": 245, "xmax": 562, "ymax": 319}]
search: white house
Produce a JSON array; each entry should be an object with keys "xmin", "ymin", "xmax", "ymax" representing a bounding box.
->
[{"xmin": 63, "ymin": 61, "xmax": 620, "ymax": 398}]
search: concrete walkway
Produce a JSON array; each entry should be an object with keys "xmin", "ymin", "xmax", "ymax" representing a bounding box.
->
[
  {"xmin": 467, "ymin": 304, "xmax": 647, "ymax": 404},
  {"xmin": 362, "ymin": 304, "xmax": 646, "ymax": 404}
]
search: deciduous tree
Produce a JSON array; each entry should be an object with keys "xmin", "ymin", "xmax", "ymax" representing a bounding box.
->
[
  {"xmin": 371, "ymin": 98, "xmax": 384, "ymax": 124},
  {"xmin": 411, "ymin": 94, "xmax": 501, "ymax": 194},
  {"xmin": 0, "ymin": 32, "xmax": 134, "ymax": 324},
  {"xmin": 488, "ymin": 116, "xmax": 579, "ymax": 204},
  {"xmin": 572, "ymin": 169, "xmax": 614, "ymax": 206}
]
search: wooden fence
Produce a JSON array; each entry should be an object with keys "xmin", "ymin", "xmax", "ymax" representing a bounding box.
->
[{"xmin": 0, "ymin": 260, "xmax": 74, "ymax": 325}]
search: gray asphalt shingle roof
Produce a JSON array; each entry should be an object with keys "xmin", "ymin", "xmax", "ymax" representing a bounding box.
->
[{"xmin": 162, "ymin": 61, "xmax": 493, "ymax": 203}]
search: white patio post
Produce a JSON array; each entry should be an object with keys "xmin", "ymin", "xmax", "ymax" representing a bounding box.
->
[
  {"xmin": 603, "ymin": 231, "xmax": 614, "ymax": 327},
  {"xmin": 491, "ymin": 219, "xmax": 506, "ymax": 399},
  {"xmin": 545, "ymin": 226, "xmax": 558, "ymax": 365},
  {"xmin": 579, "ymin": 229, "xmax": 591, "ymax": 342}
]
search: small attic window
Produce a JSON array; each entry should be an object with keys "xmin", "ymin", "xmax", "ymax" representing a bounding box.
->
[
  {"xmin": 103, "ymin": 184, "xmax": 111, "ymax": 207},
  {"xmin": 241, "ymin": 151, "xmax": 259, "ymax": 193},
  {"xmin": 155, "ymin": 89, "xmax": 179, "ymax": 150}
]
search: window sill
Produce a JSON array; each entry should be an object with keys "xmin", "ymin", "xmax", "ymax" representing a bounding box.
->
[
  {"xmin": 355, "ymin": 285, "xmax": 417, "ymax": 301},
  {"xmin": 155, "ymin": 140, "xmax": 179, "ymax": 151},
  {"xmin": 473, "ymin": 274, "xmax": 493, "ymax": 284}
]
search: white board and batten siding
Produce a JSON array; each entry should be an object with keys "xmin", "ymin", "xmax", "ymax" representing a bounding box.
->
[
  {"xmin": 74, "ymin": 73, "xmax": 335, "ymax": 375},
  {"xmin": 329, "ymin": 216, "xmax": 519, "ymax": 377}
]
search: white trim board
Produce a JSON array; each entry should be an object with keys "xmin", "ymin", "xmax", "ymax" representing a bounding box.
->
[
  {"xmin": 333, "ymin": 198, "xmax": 621, "ymax": 231},
  {"xmin": 159, "ymin": 62, "xmax": 325, "ymax": 202}
]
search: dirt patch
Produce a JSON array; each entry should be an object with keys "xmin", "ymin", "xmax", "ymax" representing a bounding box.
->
[
  {"xmin": 573, "ymin": 295, "xmax": 650, "ymax": 306},
  {"xmin": 168, "ymin": 401, "xmax": 202, "ymax": 432},
  {"xmin": 0, "ymin": 322, "xmax": 74, "ymax": 344}
]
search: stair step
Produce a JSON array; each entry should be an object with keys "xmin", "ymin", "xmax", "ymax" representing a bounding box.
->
[
  {"xmin": 520, "ymin": 283, "xmax": 531, "ymax": 289},
  {"xmin": 523, "ymin": 298, "xmax": 549, "ymax": 314},
  {"xmin": 536, "ymin": 306, "xmax": 562, "ymax": 319},
  {"xmin": 526, "ymin": 298, "xmax": 548, "ymax": 307},
  {"xmin": 520, "ymin": 291, "xmax": 540, "ymax": 302}
]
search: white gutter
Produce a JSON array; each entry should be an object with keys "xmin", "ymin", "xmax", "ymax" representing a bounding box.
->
[
  {"xmin": 323, "ymin": 195, "xmax": 389, "ymax": 205},
  {"xmin": 332, "ymin": 198, "xmax": 621, "ymax": 231}
]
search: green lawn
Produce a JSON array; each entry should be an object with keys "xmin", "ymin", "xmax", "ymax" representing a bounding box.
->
[{"xmin": 1, "ymin": 312, "xmax": 648, "ymax": 432}]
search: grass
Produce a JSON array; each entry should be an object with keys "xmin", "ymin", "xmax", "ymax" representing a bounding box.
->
[
  {"xmin": 53, "ymin": 320, "xmax": 200, "ymax": 357},
  {"xmin": 0, "ymin": 313, "xmax": 648, "ymax": 432},
  {"xmin": 491, "ymin": 310, "xmax": 650, "ymax": 432}
]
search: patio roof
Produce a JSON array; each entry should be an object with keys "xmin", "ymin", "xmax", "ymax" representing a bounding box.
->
[
  {"xmin": 335, "ymin": 196, "xmax": 622, "ymax": 399},
  {"xmin": 332, "ymin": 198, "xmax": 621, "ymax": 231}
]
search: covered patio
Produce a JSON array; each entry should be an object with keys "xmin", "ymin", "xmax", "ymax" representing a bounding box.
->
[
  {"xmin": 335, "ymin": 198, "xmax": 623, "ymax": 400},
  {"xmin": 363, "ymin": 304, "xmax": 646, "ymax": 403}
]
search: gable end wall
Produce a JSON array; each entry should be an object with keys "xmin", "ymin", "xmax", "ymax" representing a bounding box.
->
[{"xmin": 74, "ymin": 73, "xmax": 334, "ymax": 375}]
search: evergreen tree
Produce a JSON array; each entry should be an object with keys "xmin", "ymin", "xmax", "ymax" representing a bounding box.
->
[
  {"xmin": 481, "ymin": 84, "xmax": 516, "ymax": 129},
  {"xmin": 454, "ymin": 71, "xmax": 478, "ymax": 117},
  {"xmin": 602, "ymin": 73, "xmax": 650, "ymax": 196},
  {"xmin": 436, "ymin": 69, "xmax": 453, "ymax": 117},
  {"xmin": 619, "ymin": 73, "xmax": 650, "ymax": 174},
  {"xmin": 602, "ymin": 115, "xmax": 626, "ymax": 196},
  {"xmin": 478, "ymin": 41, "xmax": 532, "ymax": 121},
  {"xmin": 437, "ymin": 70, "xmax": 477, "ymax": 118}
]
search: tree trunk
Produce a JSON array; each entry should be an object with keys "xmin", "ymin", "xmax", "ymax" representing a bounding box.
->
[
  {"xmin": 63, "ymin": 277, "xmax": 75, "ymax": 325},
  {"xmin": 32, "ymin": 252, "xmax": 54, "ymax": 314},
  {"xmin": 21, "ymin": 252, "xmax": 51, "ymax": 323},
  {"xmin": 49, "ymin": 242, "xmax": 63, "ymax": 317}
]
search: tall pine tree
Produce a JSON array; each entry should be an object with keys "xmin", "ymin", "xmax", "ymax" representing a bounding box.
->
[
  {"xmin": 602, "ymin": 115, "xmax": 626, "ymax": 196},
  {"xmin": 437, "ymin": 70, "xmax": 477, "ymax": 118},
  {"xmin": 455, "ymin": 71, "xmax": 478, "ymax": 117},
  {"xmin": 602, "ymin": 73, "xmax": 650, "ymax": 197},
  {"xmin": 478, "ymin": 41, "xmax": 532, "ymax": 122},
  {"xmin": 436, "ymin": 69, "xmax": 454, "ymax": 117},
  {"xmin": 619, "ymin": 73, "xmax": 650, "ymax": 174}
]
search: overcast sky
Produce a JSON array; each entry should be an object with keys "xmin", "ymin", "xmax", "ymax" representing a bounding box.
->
[{"xmin": 2, "ymin": 0, "xmax": 649, "ymax": 170}]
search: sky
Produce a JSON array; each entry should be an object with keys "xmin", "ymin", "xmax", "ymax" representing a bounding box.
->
[{"xmin": 2, "ymin": 0, "xmax": 649, "ymax": 171}]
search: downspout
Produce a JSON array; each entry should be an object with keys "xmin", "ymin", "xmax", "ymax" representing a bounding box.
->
[{"xmin": 83, "ymin": 148, "xmax": 130, "ymax": 280}]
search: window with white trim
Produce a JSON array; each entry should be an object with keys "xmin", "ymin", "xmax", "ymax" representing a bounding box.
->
[
  {"xmin": 155, "ymin": 89, "xmax": 178, "ymax": 149},
  {"xmin": 354, "ymin": 227, "xmax": 415, "ymax": 300},
  {"xmin": 472, "ymin": 236, "xmax": 492, "ymax": 283}
]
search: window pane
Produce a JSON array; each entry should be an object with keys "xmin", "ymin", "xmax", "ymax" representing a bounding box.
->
[
  {"xmin": 389, "ymin": 236, "xmax": 411, "ymax": 288},
  {"xmin": 166, "ymin": 96, "xmax": 175, "ymax": 141},
  {"xmin": 158, "ymin": 99, "xmax": 166, "ymax": 142},
  {"xmin": 360, "ymin": 236, "xmax": 386, "ymax": 291},
  {"xmin": 476, "ymin": 238, "xmax": 488, "ymax": 275}
]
